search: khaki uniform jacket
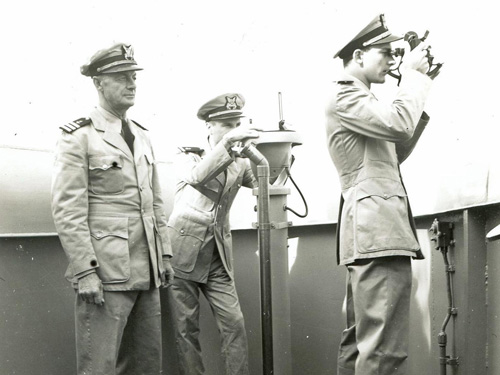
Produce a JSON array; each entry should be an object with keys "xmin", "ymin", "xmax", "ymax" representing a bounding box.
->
[
  {"xmin": 325, "ymin": 70, "xmax": 432, "ymax": 265},
  {"xmin": 51, "ymin": 106, "xmax": 172, "ymax": 290},
  {"xmin": 167, "ymin": 140, "xmax": 257, "ymax": 281}
]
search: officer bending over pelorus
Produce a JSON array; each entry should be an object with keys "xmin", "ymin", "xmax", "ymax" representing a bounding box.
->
[{"xmin": 166, "ymin": 93, "xmax": 260, "ymax": 375}]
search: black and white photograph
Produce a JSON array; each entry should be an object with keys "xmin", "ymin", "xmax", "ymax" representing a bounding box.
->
[{"xmin": 0, "ymin": 1, "xmax": 498, "ymax": 374}]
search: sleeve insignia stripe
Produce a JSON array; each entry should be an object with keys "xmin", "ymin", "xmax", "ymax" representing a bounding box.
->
[{"xmin": 59, "ymin": 117, "xmax": 91, "ymax": 133}]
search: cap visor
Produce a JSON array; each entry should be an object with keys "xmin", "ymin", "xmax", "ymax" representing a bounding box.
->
[
  {"xmin": 100, "ymin": 64, "xmax": 143, "ymax": 74},
  {"xmin": 370, "ymin": 34, "xmax": 403, "ymax": 45},
  {"xmin": 209, "ymin": 114, "xmax": 246, "ymax": 121}
]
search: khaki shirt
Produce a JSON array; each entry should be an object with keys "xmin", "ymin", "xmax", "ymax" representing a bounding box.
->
[
  {"xmin": 167, "ymin": 140, "xmax": 257, "ymax": 282},
  {"xmin": 51, "ymin": 106, "xmax": 172, "ymax": 290},
  {"xmin": 325, "ymin": 70, "xmax": 432, "ymax": 265}
]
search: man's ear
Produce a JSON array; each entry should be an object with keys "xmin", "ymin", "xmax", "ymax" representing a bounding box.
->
[
  {"xmin": 353, "ymin": 49, "xmax": 364, "ymax": 65},
  {"xmin": 93, "ymin": 77, "xmax": 103, "ymax": 91}
]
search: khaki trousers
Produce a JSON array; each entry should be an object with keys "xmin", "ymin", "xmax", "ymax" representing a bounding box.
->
[
  {"xmin": 166, "ymin": 255, "xmax": 249, "ymax": 375},
  {"xmin": 75, "ymin": 287, "xmax": 162, "ymax": 375},
  {"xmin": 337, "ymin": 256, "xmax": 412, "ymax": 375}
]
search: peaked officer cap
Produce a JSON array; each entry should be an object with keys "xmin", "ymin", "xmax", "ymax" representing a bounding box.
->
[
  {"xmin": 197, "ymin": 93, "xmax": 246, "ymax": 121},
  {"xmin": 334, "ymin": 14, "xmax": 402, "ymax": 59},
  {"xmin": 80, "ymin": 42, "xmax": 143, "ymax": 77}
]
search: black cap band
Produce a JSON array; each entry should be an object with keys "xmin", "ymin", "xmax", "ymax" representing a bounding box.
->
[{"xmin": 89, "ymin": 55, "xmax": 138, "ymax": 76}]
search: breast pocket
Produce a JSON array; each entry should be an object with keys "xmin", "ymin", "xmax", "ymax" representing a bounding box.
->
[
  {"xmin": 354, "ymin": 178, "xmax": 417, "ymax": 253},
  {"xmin": 89, "ymin": 217, "xmax": 130, "ymax": 283},
  {"xmin": 89, "ymin": 155, "xmax": 124, "ymax": 194}
]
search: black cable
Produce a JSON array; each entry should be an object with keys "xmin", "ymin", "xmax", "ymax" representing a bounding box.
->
[{"xmin": 284, "ymin": 171, "xmax": 308, "ymax": 218}]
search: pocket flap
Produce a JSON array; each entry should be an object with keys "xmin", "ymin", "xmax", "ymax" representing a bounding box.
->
[
  {"xmin": 168, "ymin": 216, "xmax": 208, "ymax": 241},
  {"xmin": 89, "ymin": 217, "xmax": 128, "ymax": 239},
  {"xmin": 356, "ymin": 178, "xmax": 406, "ymax": 200},
  {"xmin": 89, "ymin": 155, "xmax": 123, "ymax": 171}
]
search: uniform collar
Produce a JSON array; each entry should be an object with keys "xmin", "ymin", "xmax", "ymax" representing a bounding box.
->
[
  {"xmin": 90, "ymin": 105, "xmax": 133, "ymax": 158},
  {"xmin": 91, "ymin": 105, "xmax": 124, "ymax": 133}
]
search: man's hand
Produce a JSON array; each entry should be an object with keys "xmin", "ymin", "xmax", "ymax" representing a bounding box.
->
[
  {"xmin": 161, "ymin": 258, "xmax": 175, "ymax": 288},
  {"xmin": 78, "ymin": 273, "xmax": 104, "ymax": 305},
  {"xmin": 426, "ymin": 59, "xmax": 442, "ymax": 80},
  {"xmin": 223, "ymin": 127, "xmax": 261, "ymax": 147},
  {"xmin": 400, "ymin": 43, "xmax": 431, "ymax": 75}
]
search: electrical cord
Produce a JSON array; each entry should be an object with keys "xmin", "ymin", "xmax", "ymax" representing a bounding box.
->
[{"xmin": 284, "ymin": 168, "xmax": 308, "ymax": 218}]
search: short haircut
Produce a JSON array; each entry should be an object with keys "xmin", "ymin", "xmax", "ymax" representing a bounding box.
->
[{"xmin": 342, "ymin": 46, "xmax": 372, "ymax": 67}]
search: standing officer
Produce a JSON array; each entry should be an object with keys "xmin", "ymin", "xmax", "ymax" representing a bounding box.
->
[
  {"xmin": 51, "ymin": 42, "xmax": 174, "ymax": 375},
  {"xmin": 325, "ymin": 15, "xmax": 438, "ymax": 374},
  {"xmin": 166, "ymin": 93, "xmax": 259, "ymax": 375}
]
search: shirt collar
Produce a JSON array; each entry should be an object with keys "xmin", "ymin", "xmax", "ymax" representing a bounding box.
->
[{"xmin": 91, "ymin": 105, "xmax": 123, "ymax": 132}]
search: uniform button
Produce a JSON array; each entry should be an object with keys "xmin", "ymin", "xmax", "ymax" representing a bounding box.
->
[
  {"xmin": 112, "ymin": 161, "xmax": 118, "ymax": 167},
  {"xmin": 90, "ymin": 259, "xmax": 97, "ymax": 267},
  {"xmin": 96, "ymin": 230, "xmax": 103, "ymax": 236},
  {"xmin": 180, "ymin": 229, "xmax": 185, "ymax": 234},
  {"xmin": 383, "ymin": 194, "xmax": 388, "ymax": 198},
  {"xmin": 218, "ymin": 205, "xmax": 222, "ymax": 209},
  {"xmin": 102, "ymin": 164, "xmax": 108, "ymax": 169}
]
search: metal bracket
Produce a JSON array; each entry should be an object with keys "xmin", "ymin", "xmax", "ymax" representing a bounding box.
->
[
  {"xmin": 252, "ymin": 221, "xmax": 293, "ymax": 229},
  {"xmin": 447, "ymin": 357, "xmax": 459, "ymax": 366},
  {"xmin": 429, "ymin": 219, "xmax": 455, "ymax": 250}
]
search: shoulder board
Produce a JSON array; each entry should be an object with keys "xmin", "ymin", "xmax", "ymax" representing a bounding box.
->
[
  {"xmin": 59, "ymin": 117, "xmax": 92, "ymax": 133},
  {"xmin": 178, "ymin": 146, "xmax": 204, "ymax": 155},
  {"xmin": 335, "ymin": 80, "xmax": 354, "ymax": 85},
  {"xmin": 131, "ymin": 120, "xmax": 148, "ymax": 131}
]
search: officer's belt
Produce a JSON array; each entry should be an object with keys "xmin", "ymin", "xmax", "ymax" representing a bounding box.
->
[
  {"xmin": 89, "ymin": 205, "xmax": 154, "ymax": 218},
  {"xmin": 340, "ymin": 161, "xmax": 401, "ymax": 190}
]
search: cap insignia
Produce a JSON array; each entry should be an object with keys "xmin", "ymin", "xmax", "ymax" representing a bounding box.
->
[
  {"xmin": 123, "ymin": 45, "xmax": 134, "ymax": 60},
  {"xmin": 225, "ymin": 96, "xmax": 238, "ymax": 110},
  {"xmin": 380, "ymin": 14, "xmax": 386, "ymax": 29}
]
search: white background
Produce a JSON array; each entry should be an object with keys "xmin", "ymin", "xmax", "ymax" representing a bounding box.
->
[{"xmin": 0, "ymin": 0, "xmax": 498, "ymax": 226}]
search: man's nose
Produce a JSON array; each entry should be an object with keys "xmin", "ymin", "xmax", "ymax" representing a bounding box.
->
[{"xmin": 126, "ymin": 78, "xmax": 136, "ymax": 88}]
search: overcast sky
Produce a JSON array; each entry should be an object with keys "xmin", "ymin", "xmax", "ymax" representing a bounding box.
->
[{"xmin": 1, "ymin": 0, "xmax": 498, "ymax": 225}]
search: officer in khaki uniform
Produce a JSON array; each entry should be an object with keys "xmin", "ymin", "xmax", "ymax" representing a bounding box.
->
[
  {"xmin": 166, "ymin": 93, "xmax": 259, "ymax": 375},
  {"xmin": 324, "ymin": 15, "xmax": 438, "ymax": 374},
  {"xmin": 51, "ymin": 42, "xmax": 174, "ymax": 375}
]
